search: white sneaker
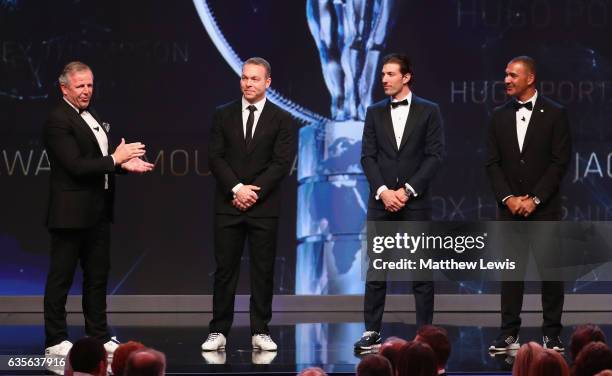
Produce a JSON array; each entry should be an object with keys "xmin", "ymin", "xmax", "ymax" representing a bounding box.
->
[
  {"xmin": 45, "ymin": 340, "xmax": 73, "ymax": 357},
  {"xmin": 104, "ymin": 337, "xmax": 121, "ymax": 354},
  {"xmin": 201, "ymin": 351, "xmax": 226, "ymax": 364},
  {"xmin": 201, "ymin": 333, "xmax": 226, "ymax": 351},
  {"xmin": 252, "ymin": 334, "xmax": 277, "ymax": 351}
]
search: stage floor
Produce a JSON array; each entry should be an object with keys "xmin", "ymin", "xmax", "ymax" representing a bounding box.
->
[{"xmin": 2, "ymin": 311, "xmax": 611, "ymax": 375}]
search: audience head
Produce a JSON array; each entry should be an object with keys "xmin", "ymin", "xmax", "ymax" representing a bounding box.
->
[
  {"xmin": 415, "ymin": 325, "xmax": 451, "ymax": 372},
  {"xmin": 298, "ymin": 366, "xmax": 328, "ymax": 376},
  {"xmin": 528, "ymin": 348, "xmax": 569, "ymax": 376},
  {"xmin": 356, "ymin": 354, "xmax": 393, "ymax": 376},
  {"xmin": 68, "ymin": 337, "xmax": 107, "ymax": 376},
  {"xmin": 111, "ymin": 341, "xmax": 146, "ymax": 376},
  {"xmin": 124, "ymin": 348, "xmax": 166, "ymax": 376},
  {"xmin": 63, "ymin": 350, "xmax": 73, "ymax": 376},
  {"xmin": 395, "ymin": 340, "xmax": 437, "ymax": 376},
  {"xmin": 379, "ymin": 336, "xmax": 408, "ymax": 374},
  {"xmin": 570, "ymin": 324, "xmax": 607, "ymax": 361},
  {"xmin": 573, "ymin": 342, "xmax": 612, "ymax": 376},
  {"xmin": 513, "ymin": 342, "xmax": 544, "ymax": 376}
]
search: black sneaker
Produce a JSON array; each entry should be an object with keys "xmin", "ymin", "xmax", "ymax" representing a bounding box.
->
[
  {"xmin": 543, "ymin": 336, "xmax": 564, "ymax": 352},
  {"xmin": 489, "ymin": 333, "xmax": 520, "ymax": 352},
  {"xmin": 354, "ymin": 331, "xmax": 382, "ymax": 351}
]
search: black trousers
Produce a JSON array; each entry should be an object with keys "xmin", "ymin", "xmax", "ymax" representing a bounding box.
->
[
  {"xmin": 498, "ymin": 209, "xmax": 564, "ymax": 337},
  {"xmin": 209, "ymin": 214, "xmax": 278, "ymax": 336},
  {"xmin": 363, "ymin": 208, "xmax": 434, "ymax": 332},
  {"xmin": 43, "ymin": 220, "xmax": 111, "ymax": 347}
]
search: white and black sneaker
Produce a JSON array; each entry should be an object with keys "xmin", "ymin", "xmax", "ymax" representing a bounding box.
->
[
  {"xmin": 252, "ymin": 334, "xmax": 277, "ymax": 351},
  {"xmin": 543, "ymin": 336, "xmax": 565, "ymax": 352},
  {"xmin": 45, "ymin": 340, "xmax": 73, "ymax": 357},
  {"xmin": 489, "ymin": 333, "xmax": 520, "ymax": 352},
  {"xmin": 354, "ymin": 331, "xmax": 382, "ymax": 352},
  {"xmin": 104, "ymin": 337, "xmax": 121, "ymax": 354},
  {"xmin": 201, "ymin": 333, "xmax": 226, "ymax": 351}
]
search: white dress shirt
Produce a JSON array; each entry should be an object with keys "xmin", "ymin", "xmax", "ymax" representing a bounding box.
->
[
  {"xmin": 501, "ymin": 90, "xmax": 539, "ymax": 205},
  {"xmin": 63, "ymin": 98, "xmax": 111, "ymax": 189},
  {"xmin": 375, "ymin": 92, "xmax": 418, "ymax": 200},
  {"xmin": 391, "ymin": 92, "xmax": 411, "ymax": 148},
  {"xmin": 515, "ymin": 90, "xmax": 537, "ymax": 152},
  {"xmin": 241, "ymin": 96, "xmax": 266, "ymax": 139},
  {"xmin": 232, "ymin": 96, "xmax": 267, "ymax": 194}
]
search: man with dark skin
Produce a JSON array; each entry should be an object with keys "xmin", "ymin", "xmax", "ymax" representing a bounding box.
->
[{"xmin": 486, "ymin": 56, "xmax": 571, "ymax": 353}]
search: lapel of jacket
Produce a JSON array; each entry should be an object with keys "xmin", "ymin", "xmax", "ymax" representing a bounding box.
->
[
  {"xmin": 380, "ymin": 99, "xmax": 398, "ymax": 152},
  {"xmin": 246, "ymin": 100, "xmax": 275, "ymax": 154},
  {"xmin": 520, "ymin": 96, "xmax": 545, "ymax": 155},
  {"xmin": 398, "ymin": 95, "xmax": 423, "ymax": 151},
  {"xmin": 62, "ymin": 101, "xmax": 101, "ymax": 154},
  {"xmin": 230, "ymin": 100, "xmax": 248, "ymax": 154},
  {"xmin": 501, "ymin": 101, "xmax": 521, "ymax": 158}
]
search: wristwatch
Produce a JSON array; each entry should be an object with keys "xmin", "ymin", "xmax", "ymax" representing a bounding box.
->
[{"xmin": 532, "ymin": 196, "xmax": 541, "ymax": 205}]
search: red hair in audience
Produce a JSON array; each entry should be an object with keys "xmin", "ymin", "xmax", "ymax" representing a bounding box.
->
[
  {"xmin": 570, "ymin": 324, "xmax": 607, "ymax": 361},
  {"xmin": 513, "ymin": 342, "xmax": 544, "ymax": 376},
  {"xmin": 395, "ymin": 341, "xmax": 436, "ymax": 376},
  {"xmin": 356, "ymin": 354, "xmax": 393, "ymax": 376},
  {"xmin": 111, "ymin": 340, "xmax": 145, "ymax": 376},
  {"xmin": 415, "ymin": 325, "xmax": 451, "ymax": 372},
  {"xmin": 529, "ymin": 349, "xmax": 569, "ymax": 376},
  {"xmin": 379, "ymin": 337, "xmax": 408, "ymax": 375},
  {"xmin": 572, "ymin": 342, "xmax": 612, "ymax": 376}
]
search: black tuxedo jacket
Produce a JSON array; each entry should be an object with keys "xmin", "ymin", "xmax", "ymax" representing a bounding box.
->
[
  {"xmin": 361, "ymin": 95, "xmax": 445, "ymax": 210},
  {"xmin": 485, "ymin": 95, "xmax": 571, "ymax": 217},
  {"xmin": 208, "ymin": 99, "xmax": 296, "ymax": 217},
  {"xmin": 43, "ymin": 100, "xmax": 121, "ymax": 229}
]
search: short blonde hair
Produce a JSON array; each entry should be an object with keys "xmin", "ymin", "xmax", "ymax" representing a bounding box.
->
[{"xmin": 58, "ymin": 61, "xmax": 92, "ymax": 85}]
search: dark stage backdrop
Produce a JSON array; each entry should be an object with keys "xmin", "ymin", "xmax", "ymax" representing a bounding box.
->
[{"xmin": 1, "ymin": 0, "xmax": 611, "ymax": 295}]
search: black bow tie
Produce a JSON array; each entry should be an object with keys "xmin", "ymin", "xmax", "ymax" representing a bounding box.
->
[
  {"xmin": 513, "ymin": 101, "xmax": 533, "ymax": 111},
  {"xmin": 79, "ymin": 107, "xmax": 89, "ymax": 114},
  {"xmin": 390, "ymin": 99, "xmax": 409, "ymax": 109}
]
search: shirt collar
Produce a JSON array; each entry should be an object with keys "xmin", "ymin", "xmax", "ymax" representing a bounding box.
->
[
  {"xmin": 242, "ymin": 96, "xmax": 266, "ymax": 113},
  {"xmin": 63, "ymin": 97, "xmax": 81, "ymax": 113},
  {"xmin": 390, "ymin": 91, "xmax": 412, "ymax": 105},
  {"xmin": 518, "ymin": 90, "xmax": 537, "ymax": 105}
]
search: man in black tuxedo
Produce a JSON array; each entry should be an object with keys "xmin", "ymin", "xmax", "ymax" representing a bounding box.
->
[
  {"xmin": 355, "ymin": 53, "xmax": 445, "ymax": 351},
  {"xmin": 43, "ymin": 62, "xmax": 154, "ymax": 357},
  {"xmin": 486, "ymin": 56, "xmax": 571, "ymax": 353},
  {"xmin": 202, "ymin": 57, "xmax": 296, "ymax": 352}
]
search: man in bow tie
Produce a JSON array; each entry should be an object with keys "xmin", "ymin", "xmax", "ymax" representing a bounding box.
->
[
  {"xmin": 43, "ymin": 61, "xmax": 154, "ymax": 357},
  {"xmin": 202, "ymin": 57, "xmax": 297, "ymax": 352},
  {"xmin": 486, "ymin": 56, "xmax": 571, "ymax": 353},
  {"xmin": 355, "ymin": 53, "xmax": 445, "ymax": 352}
]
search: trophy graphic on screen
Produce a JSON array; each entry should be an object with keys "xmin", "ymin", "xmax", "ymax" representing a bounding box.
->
[{"xmin": 306, "ymin": 0, "xmax": 396, "ymax": 121}]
